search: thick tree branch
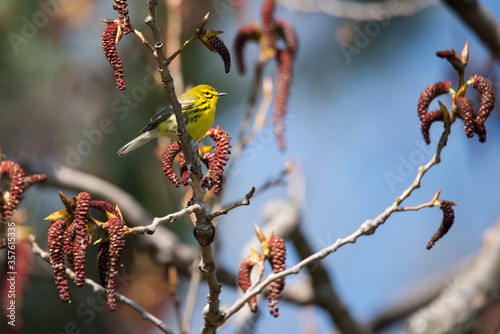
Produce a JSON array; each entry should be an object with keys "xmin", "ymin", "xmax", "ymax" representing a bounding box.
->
[
  {"xmin": 143, "ymin": 4, "xmax": 223, "ymax": 332},
  {"xmin": 277, "ymin": 0, "xmax": 438, "ymax": 20},
  {"xmin": 443, "ymin": 0, "xmax": 500, "ymax": 60}
]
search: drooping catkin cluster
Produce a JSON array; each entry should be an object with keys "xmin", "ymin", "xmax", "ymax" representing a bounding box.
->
[
  {"xmin": 238, "ymin": 226, "xmax": 287, "ymax": 317},
  {"xmin": 45, "ymin": 192, "xmax": 126, "ymax": 311},
  {"xmin": 207, "ymin": 36, "xmax": 231, "ymax": 73},
  {"xmin": 427, "ymin": 201, "xmax": 455, "ymax": 250},
  {"xmin": 0, "ymin": 159, "xmax": 46, "ymax": 248},
  {"xmin": 418, "ymin": 45, "xmax": 495, "ymax": 144},
  {"xmin": 101, "ymin": 0, "xmax": 132, "ymax": 90},
  {"xmin": 199, "ymin": 30, "xmax": 232, "ymax": 73},
  {"xmin": 161, "ymin": 127, "xmax": 232, "ymax": 196},
  {"xmin": 102, "ymin": 22, "xmax": 126, "ymax": 91},
  {"xmin": 235, "ymin": 0, "xmax": 298, "ymax": 150},
  {"xmin": 418, "ymin": 76, "xmax": 495, "ymax": 144}
]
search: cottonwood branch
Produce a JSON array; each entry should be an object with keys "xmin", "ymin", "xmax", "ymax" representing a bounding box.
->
[
  {"xmin": 219, "ymin": 121, "xmax": 453, "ymax": 328},
  {"xmin": 143, "ymin": 3, "xmax": 223, "ymax": 332},
  {"xmin": 130, "ymin": 204, "xmax": 203, "ymax": 235},
  {"xmin": 205, "ymin": 187, "xmax": 255, "ymax": 221}
]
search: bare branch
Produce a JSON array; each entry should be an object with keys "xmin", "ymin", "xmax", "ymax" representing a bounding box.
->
[
  {"xmin": 128, "ymin": 204, "xmax": 202, "ymax": 235},
  {"xmin": 206, "ymin": 187, "xmax": 255, "ymax": 221},
  {"xmin": 277, "ymin": 0, "xmax": 438, "ymax": 20},
  {"xmin": 132, "ymin": 28, "xmax": 155, "ymax": 51}
]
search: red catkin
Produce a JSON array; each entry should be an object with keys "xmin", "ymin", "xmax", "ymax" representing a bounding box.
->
[
  {"xmin": 161, "ymin": 141, "xmax": 182, "ymax": 187},
  {"xmin": 202, "ymin": 127, "xmax": 231, "ymax": 196},
  {"xmin": 106, "ymin": 217, "xmax": 125, "ymax": 311},
  {"xmin": 48, "ymin": 220, "xmax": 70, "ymax": 302},
  {"xmin": 208, "ymin": 36, "xmax": 231, "ymax": 73},
  {"xmin": 417, "ymin": 82, "xmax": 451, "ymax": 121},
  {"xmin": 427, "ymin": 201, "xmax": 455, "ymax": 250},
  {"xmin": 470, "ymin": 75, "xmax": 495, "ymax": 142},
  {"xmin": 421, "ymin": 109, "xmax": 444, "ymax": 145},
  {"xmin": 238, "ymin": 255, "xmax": 259, "ymax": 313},
  {"xmin": 102, "ymin": 22, "xmax": 126, "ymax": 91},
  {"xmin": 73, "ymin": 192, "xmax": 91, "ymax": 287},
  {"xmin": 267, "ymin": 236, "xmax": 286, "ymax": 317}
]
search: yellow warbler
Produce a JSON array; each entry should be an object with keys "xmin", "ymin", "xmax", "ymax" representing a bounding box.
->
[{"xmin": 118, "ymin": 85, "xmax": 226, "ymax": 157}]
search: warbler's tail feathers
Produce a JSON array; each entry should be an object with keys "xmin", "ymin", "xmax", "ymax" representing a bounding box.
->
[{"xmin": 117, "ymin": 130, "xmax": 157, "ymax": 157}]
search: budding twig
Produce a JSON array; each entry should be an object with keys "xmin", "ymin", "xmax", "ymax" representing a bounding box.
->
[
  {"xmin": 128, "ymin": 204, "xmax": 203, "ymax": 235},
  {"xmin": 206, "ymin": 187, "xmax": 255, "ymax": 221}
]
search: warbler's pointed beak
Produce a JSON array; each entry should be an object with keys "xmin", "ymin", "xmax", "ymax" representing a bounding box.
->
[{"xmin": 216, "ymin": 92, "xmax": 227, "ymax": 97}]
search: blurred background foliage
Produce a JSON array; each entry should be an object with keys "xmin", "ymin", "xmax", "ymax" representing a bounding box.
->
[{"xmin": 2, "ymin": 0, "xmax": 500, "ymax": 333}]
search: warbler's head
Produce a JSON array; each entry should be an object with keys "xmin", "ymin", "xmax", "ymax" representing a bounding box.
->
[{"xmin": 190, "ymin": 85, "xmax": 226, "ymax": 104}]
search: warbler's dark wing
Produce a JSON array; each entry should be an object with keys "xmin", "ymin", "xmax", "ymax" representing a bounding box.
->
[{"xmin": 140, "ymin": 97, "xmax": 197, "ymax": 133}]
